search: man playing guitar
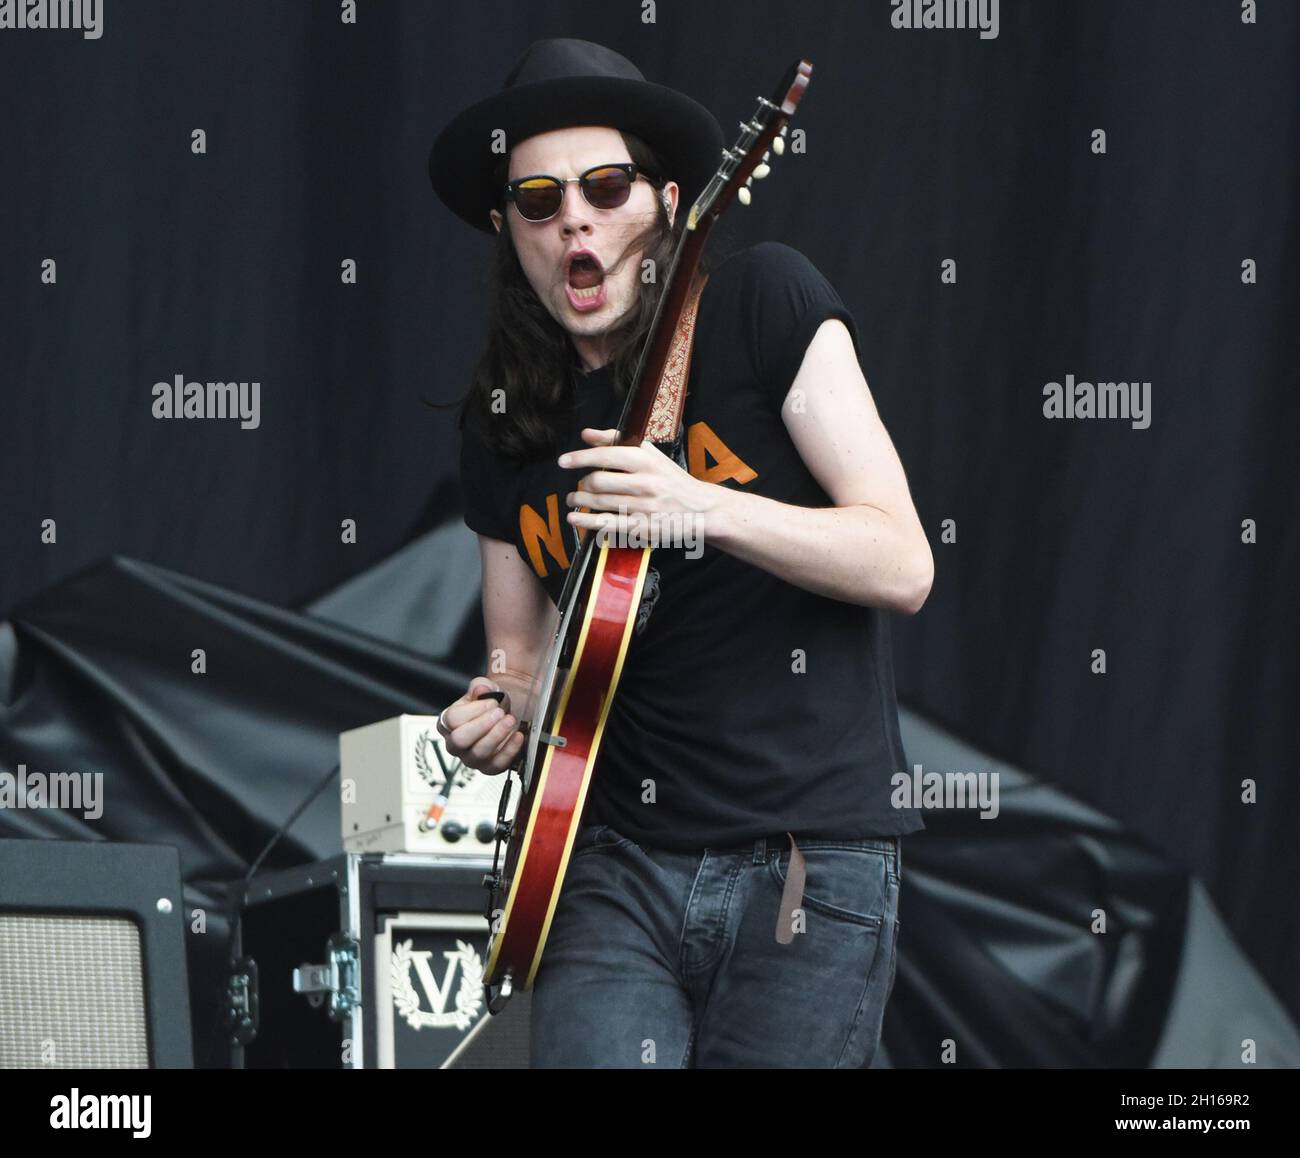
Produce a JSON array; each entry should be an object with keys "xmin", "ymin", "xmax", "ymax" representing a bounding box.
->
[{"xmin": 430, "ymin": 38, "xmax": 932, "ymax": 1068}]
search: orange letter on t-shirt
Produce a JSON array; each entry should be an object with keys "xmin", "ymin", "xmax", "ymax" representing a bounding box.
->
[
  {"xmin": 686, "ymin": 420, "xmax": 757, "ymax": 485},
  {"xmin": 519, "ymin": 492, "xmax": 571, "ymax": 578}
]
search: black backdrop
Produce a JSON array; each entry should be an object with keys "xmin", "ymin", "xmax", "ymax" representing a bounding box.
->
[{"xmin": 1, "ymin": 1, "xmax": 1296, "ymax": 1026}]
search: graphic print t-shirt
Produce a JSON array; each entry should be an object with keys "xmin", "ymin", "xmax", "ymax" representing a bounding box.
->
[{"xmin": 459, "ymin": 241, "xmax": 925, "ymax": 852}]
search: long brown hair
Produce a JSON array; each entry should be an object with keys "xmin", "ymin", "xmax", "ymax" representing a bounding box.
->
[{"xmin": 454, "ymin": 130, "xmax": 708, "ymax": 462}]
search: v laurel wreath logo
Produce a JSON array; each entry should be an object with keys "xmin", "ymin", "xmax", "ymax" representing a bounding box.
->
[
  {"xmin": 391, "ymin": 939, "xmax": 484, "ymax": 1031},
  {"xmin": 413, "ymin": 729, "xmax": 476, "ymax": 790}
]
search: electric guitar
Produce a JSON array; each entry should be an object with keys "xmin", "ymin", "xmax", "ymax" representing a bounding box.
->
[{"xmin": 482, "ymin": 58, "xmax": 814, "ymax": 1011}]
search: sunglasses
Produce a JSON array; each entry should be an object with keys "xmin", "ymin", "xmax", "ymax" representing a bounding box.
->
[{"xmin": 504, "ymin": 162, "xmax": 659, "ymax": 223}]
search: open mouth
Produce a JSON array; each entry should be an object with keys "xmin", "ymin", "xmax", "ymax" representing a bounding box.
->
[{"xmin": 565, "ymin": 252, "xmax": 606, "ymax": 305}]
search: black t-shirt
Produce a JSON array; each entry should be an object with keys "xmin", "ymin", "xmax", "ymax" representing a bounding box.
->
[{"xmin": 459, "ymin": 241, "xmax": 925, "ymax": 851}]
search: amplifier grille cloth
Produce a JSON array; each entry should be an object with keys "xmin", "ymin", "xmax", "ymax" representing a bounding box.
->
[{"xmin": 0, "ymin": 913, "xmax": 149, "ymax": 1068}]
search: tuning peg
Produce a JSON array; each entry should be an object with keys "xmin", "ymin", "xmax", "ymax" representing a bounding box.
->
[
  {"xmin": 771, "ymin": 135, "xmax": 785, "ymax": 155},
  {"xmin": 762, "ymin": 150, "xmax": 770, "ymax": 163},
  {"xmin": 737, "ymin": 186, "xmax": 752, "ymax": 206},
  {"xmin": 753, "ymin": 163, "xmax": 771, "ymax": 179}
]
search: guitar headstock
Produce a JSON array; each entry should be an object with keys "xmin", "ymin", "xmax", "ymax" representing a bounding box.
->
[{"xmin": 687, "ymin": 58, "xmax": 813, "ymax": 230}]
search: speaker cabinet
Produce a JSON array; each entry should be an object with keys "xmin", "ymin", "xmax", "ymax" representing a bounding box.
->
[{"xmin": 0, "ymin": 839, "xmax": 192, "ymax": 1068}]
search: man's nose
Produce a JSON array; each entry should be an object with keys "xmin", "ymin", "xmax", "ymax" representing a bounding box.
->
[{"xmin": 558, "ymin": 180, "xmax": 592, "ymax": 231}]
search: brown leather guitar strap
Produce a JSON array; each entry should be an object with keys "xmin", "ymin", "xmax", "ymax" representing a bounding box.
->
[
  {"xmin": 645, "ymin": 271, "xmax": 709, "ymax": 444},
  {"xmin": 574, "ymin": 272, "xmax": 709, "ymax": 541}
]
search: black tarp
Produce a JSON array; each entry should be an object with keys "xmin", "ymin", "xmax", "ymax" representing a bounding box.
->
[
  {"xmin": 4, "ymin": 544, "xmax": 1296, "ymax": 1068},
  {"xmin": 0, "ymin": 553, "xmax": 468, "ymax": 1065}
]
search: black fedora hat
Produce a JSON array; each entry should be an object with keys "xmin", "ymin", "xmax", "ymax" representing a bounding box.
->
[{"xmin": 429, "ymin": 38, "xmax": 724, "ymax": 234}]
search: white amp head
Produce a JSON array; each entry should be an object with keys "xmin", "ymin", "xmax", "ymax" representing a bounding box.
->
[{"xmin": 339, "ymin": 715, "xmax": 518, "ymax": 856}]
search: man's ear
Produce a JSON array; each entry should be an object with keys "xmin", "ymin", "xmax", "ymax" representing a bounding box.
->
[
  {"xmin": 489, "ymin": 208, "xmax": 502, "ymax": 234},
  {"xmin": 662, "ymin": 181, "xmax": 680, "ymax": 228}
]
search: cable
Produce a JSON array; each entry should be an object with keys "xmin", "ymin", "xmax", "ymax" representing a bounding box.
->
[
  {"xmin": 223, "ymin": 760, "xmax": 340, "ymax": 1046},
  {"xmin": 242, "ymin": 761, "xmax": 339, "ymax": 886}
]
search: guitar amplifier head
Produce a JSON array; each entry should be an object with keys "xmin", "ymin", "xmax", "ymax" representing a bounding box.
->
[{"xmin": 339, "ymin": 715, "xmax": 518, "ymax": 857}]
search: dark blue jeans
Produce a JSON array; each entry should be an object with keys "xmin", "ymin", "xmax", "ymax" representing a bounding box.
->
[{"xmin": 530, "ymin": 824, "xmax": 902, "ymax": 1067}]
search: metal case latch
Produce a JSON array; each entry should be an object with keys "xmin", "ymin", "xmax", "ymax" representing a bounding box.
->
[
  {"xmin": 293, "ymin": 934, "xmax": 360, "ymax": 1021},
  {"xmin": 226, "ymin": 956, "xmax": 260, "ymax": 1044}
]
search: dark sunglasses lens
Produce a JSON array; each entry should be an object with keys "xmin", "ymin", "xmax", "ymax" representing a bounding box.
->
[
  {"xmin": 514, "ymin": 178, "xmax": 562, "ymax": 221},
  {"xmin": 583, "ymin": 166, "xmax": 633, "ymax": 209}
]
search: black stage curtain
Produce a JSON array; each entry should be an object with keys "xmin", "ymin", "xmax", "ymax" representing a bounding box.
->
[{"xmin": 1, "ymin": 2, "xmax": 1295, "ymax": 1037}]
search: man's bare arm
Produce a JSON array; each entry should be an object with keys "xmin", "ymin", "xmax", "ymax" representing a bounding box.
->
[
  {"xmin": 438, "ymin": 533, "xmax": 553, "ymax": 773},
  {"xmin": 560, "ymin": 319, "xmax": 933, "ymax": 614},
  {"xmin": 704, "ymin": 319, "xmax": 933, "ymax": 613}
]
